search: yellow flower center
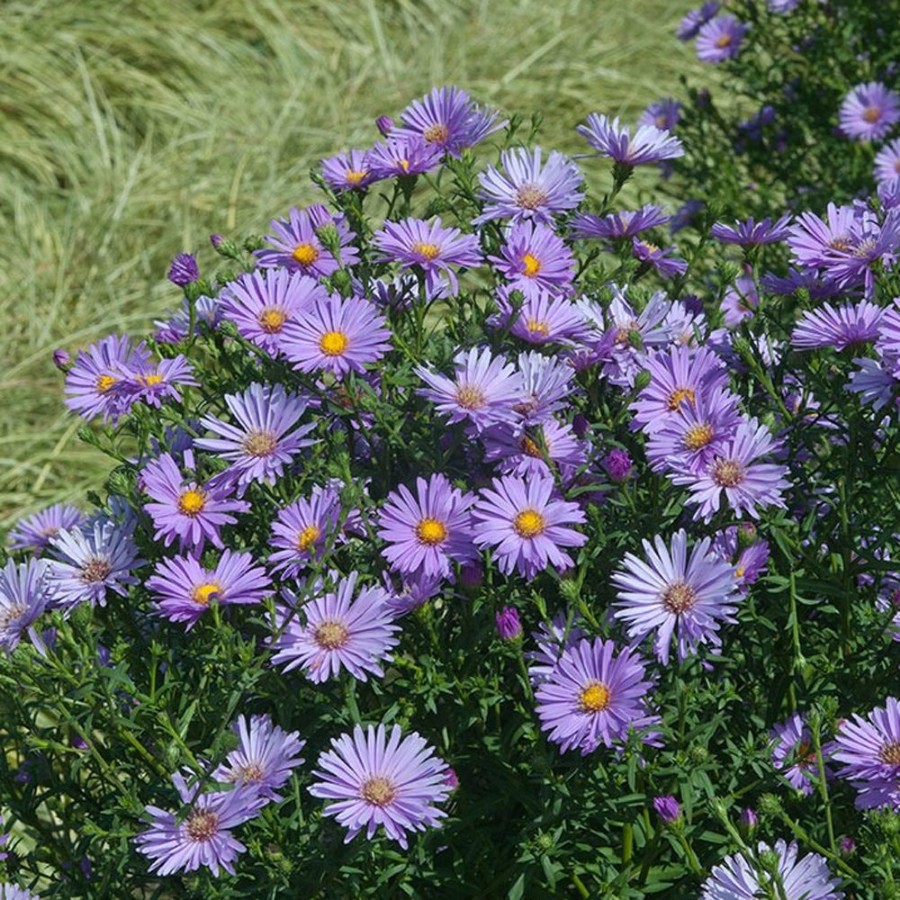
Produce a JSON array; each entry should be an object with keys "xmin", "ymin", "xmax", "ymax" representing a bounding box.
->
[
  {"xmin": 242, "ymin": 429, "xmax": 278, "ymax": 457},
  {"xmin": 192, "ymin": 582, "xmax": 222, "ymax": 606},
  {"xmin": 862, "ymin": 106, "xmax": 882, "ymax": 124},
  {"xmin": 361, "ymin": 775, "xmax": 396, "ymax": 806},
  {"xmin": 177, "ymin": 489, "xmax": 207, "ymax": 516},
  {"xmin": 415, "ymin": 517, "xmax": 447, "ymax": 546},
  {"xmin": 292, "ymin": 242, "xmax": 320, "ymax": 266},
  {"xmin": 828, "ymin": 236, "xmax": 852, "ymax": 252},
  {"xmin": 319, "ymin": 330, "xmax": 349, "ymax": 356},
  {"xmin": 315, "ymin": 620, "xmax": 349, "ymax": 650},
  {"xmin": 520, "ymin": 436, "xmax": 543, "ymax": 458},
  {"xmin": 139, "ymin": 373, "xmax": 164, "ymax": 387},
  {"xmin": 259, "ymin": 307, "xmax": 287, "ymax": 333},
  {"xmin": 526, "ymin": 318, "xmax": 550, "ymax": 336},
  {"xmin": 522, "ymin": 253, "xmax": 542, "ymax": 277},
  {"xmin": 186, "ymin": 810, "xmax": 219, "ymax": 842},
  {"xmin": 456, "ymin": 385, "xmax": 486, "ymax": 410},
  {"xmin": 96, "ymin": 374, "xmax": 117, "ymax": 393},
  {"xmin": 297, "ymin": 524, "xmax": 320, "ymax": 551},
  {"xmin": 715, "ymin": 34, "xmax": 733, "ymax": 49},
  {"xmin": 639, "ymin": 240, "xmax": 660, "ymax": 254},
  {"xmin": 735, "ymin": 566, "xmax": 746, "ymax": 580},
  {"xmin": 662, "ymin": 580, "xmax": 697, "ymax": 614},
  {"xmin": 345, "ymin": 170, "xmax": 368, "ymax": 185},
  {"xmin": 422, "ymin": 123, "xmax": 450, "ymax": 145},
  {"xmin": 411, "ymin": 241, "xmax": 441, "ymax": 260},
  {"xmin": 712, "ymin": 458, "xmax": 744, "ymax": 488},
  {"xmin": 683, "ymin": 422, "xmax": 714, "ymax": 451},
  {"xmin": 398, "ymin": 158, "xmax": 411, "ymax": 173},
  {"xmin": 667, "ymin": 387, "xmax": 695, "ymax": 411},
  {"xmin": 513, "ymin": 509, "xmax": 545, "ymax": 538},
  {"xmin": 579, "ymin": 682, "xmax": 611, "ymax": 713},
  {"xmin": 515, "ymin": 183, "xmax": 549, "ymax": 210}
]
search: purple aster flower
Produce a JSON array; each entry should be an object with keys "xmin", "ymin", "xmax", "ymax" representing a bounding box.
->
[
  {"xmin": 0, "ymin": 559, "xmax": 53, "ymax": 654},
  {"xmin": 712, "ymin": 526, "xmax": 770, "ymax": 594},
  {"xmin": 677, "ymin": 1, "xmax": 720, "ymax": 40},
  {"xmin": 489, "ymin": 220, "xmax": 575, "ymax": 295},
  {"xmin": 46, "ymin": 519, "xmax": 142, "ymax": 612},
  {"xmin": 220, "ymin": 269, "xmax": 327, "ymax": 357},
  {"xmin": 64, "ymin": 335, "xmax": 149, "ymax": 423},
  {"xmin": 490, "ymin": 288, "xmax": 589, "ymax": 346},
  {"xmin": 512, "ymin": 350, "xmax": 575, "ymax": 425},
  {"xmin": 603, "ymin": 449, "xmax": 633, "ymax": 483},
  {"xmin": 377, "ymin": 473, "xmax": 478, "ymax": 579},
  {"xmin": 134, "ymin": 771, "xmax": 265, "ymax": 877},
  {"xmin": 154, "ymin": 294, "xmax": 222, "ymax": 344},
  {"xmin": 602, "ymin": 288, "xmax": 673, "ymax": 387},
  {"xmin": 653, "ymin": 795, "xmax": 682, "ymax": 824},
  {"xmin": 612, "ymin": 529, "xmax": 741, "ymax": 665},
  {"xmin": 255, "ymin": 204, "xmax": 359, "ymax": 276},
  {"xmin": 770, "ymin": 713, "xmax": 822, "ymax": 796},
  {"xmin": 839, "ymin": 82, "xmax": 900, "ymax": 141},
  {"xmin": 818, "ymin": 209, "xmax": 900, "ymax": 296},
  {"xmin": 710, "ymin": 214, "xmax": 793, "ymax": 246},
  {"xmin": 7, "ymin": 503, "xmax": 85, "ymax": 556},
  {"xmin": 832, "ymin": 696, "xmax": 900, "ymax": 810},
  {"xmin": 875, "ymin": 138, "xmax": 900, "ymax": 186},
  {"xmin": 365, "ymin": 135, "xmax": 444, "ymax": 180},
  {"xmin": 482, "ymin": 419, "xmax": 587, "ymax": 481},
  {"xmin": 142, "ymin": 452, "xmax": 249, "ymax": 553},
  {"xmin": 471, "ymin": 473, "xmax": 587, "ymax": 581},
  {"xmin": 721, "ymin": 275, "xmax": 759, "ymax": 328},
  {"xmin": 393, "ymin": 85, "xmax": 505, "ymax": 157},
  {"xmin": 791, "ymin": 300, "xmax": 885, "ymax": 351},
  {"xmin": 320, "ymin": 149, "xmax": 376, "ymax": 193},
  {"xmin": 700, "ymin": 839, "xmax": 844, "ymax": 899},
  {"xmin": 570, "ymin": 204, "xmax": 670, "ymax": 240},
  {"xmin": 147, "ymin": 550, "xmax": 271, "ymax": 629},
  {"xmin": 167, "ymin": 252, "xmax": 199, "ymax": 286},
  {"xmin": 282, "ymin": 292, "xmax": 391, "ymax": 378},
  {"xmin": 535, "ymin": 637, "xmax": 659, "ymax": 755},
  {"xmin": 119, "ymin": 354, "xmax": 198, "ymax": 408},
  {"xmin": 195, "ymin": 383, "xmax": 316, "ymax": 491},
  {"xmin": 211, "ymin": 714, "xmax": 305, "ymax": 801},
  {"xmin": 475, "ymin": 147, "xmax": 584, "ymax": 226},
  {"xmin": 309, "ymin": 723, "xmax": 451, "ymax": 849},
  {"xmin": 640, "ymin": 99, "xmax": 682, "ymax": 132},
  {"xmin": 382, "ymin": 570, "xmax": 443, "ymax": 616},
  {"xmin": 768, "ymin": 0, "xmax": 800, "ymax": 11},
  {"xmin": 416, "ymin": 346, "xmax": 524, "ymax": 432},
  {"xmin": 0, "ymin": 885, "xmax": 39, "ymax": 900},
  {"xmin": 269, "ymin": 571, "xmax": 400, "ymax": 683},
  {"xmin": 696, "ymin": 14, "xmax": 749, "ymax": 64},
  {"xmin": 495, "ymin": 606, "xmax": 523, "ymax": 640},
  {"xmin": 526, "ymin": 612, "xmax": 586, "ymax": 686},
  {"xmin": 373, "ymin": 216, "xmax": 482, "ymax": 296},
  {"xmin": 786, "ymin": 202, "xmax": 862, "ymax": 269},
  {"xmin": 848, "ymin": 357, "xmax": 898, "ymax": 410},
  {"xmin": 269, "ymin": 485, "xmax": 343, "ymax": 578},
  {"xmin": 671, "ymin": 418, "xmax": 790, "ymax": 522},
  {"xmin": 577, "ymin": 114, "xmax": 684, "ymax": 166},
  {"xmin": 631, "ymin": 237, "xmax": 688, "ymax": 277},
  {"xmin": 761, "ymin": 267, "xmax": 841, "ymax": 301}
]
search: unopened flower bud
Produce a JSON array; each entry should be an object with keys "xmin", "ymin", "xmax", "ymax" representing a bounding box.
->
[
  {"xmin": 758, "ymin": 849, "xmax": 781, "ymax": 873},
  {"xmin": 167, "ymin": 252, "xmax": 199, "ymax": 287},
  {"xmin": 839, "ymin": 836, "xmax": 856, "ymax": 857},
  {"xmin": 758, "ymin": 793, "xmax": 783, "ymax": 817},
  {"xmin": 52, "ymin": 348, "xmax": 72, "ymax": 371},
  {"xmin": 633, "ymin": 368, "xmax": 652, "ymax": 392},
  {"xmin": 739, "ymin": 807, "xmax": 758, "ymax": 836},
  {"xmin": 495, "ymin": 606, "xmax": 523, "ymax": 641},
  {"xmin": 444, "ymin": 768, "xmax": 459, "ymax": 791},
  {"xmin": 737, "ymin": 522, "xmax": 758, "ymax": 549},
  {"xmin": 603, "ymin": 449, "xmax": 633, "ymax": 483},
  {"xmin": 572, "ymin": 414, "xmax": 590, "ymax": 439},
  {"xmin": 627, "ymin": 329, "xmax": 644, "ymax": 351},
  {"xmin": 459, "ymin": 561, "xmax": 484, "ymax": 591},
  {"xmin": 376, "ymin": 115, "xmax": 395, "ymax": 136},
  {"xmin": 653, "ymin": 795, "xmax": 681, "ymax": 825}
]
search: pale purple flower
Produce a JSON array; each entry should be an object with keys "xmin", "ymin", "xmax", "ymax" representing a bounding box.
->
[
  {"xmin": 309, "ymin": 723, "xmax": 451, "ymax": 849},
  {"xmin": 0, "ymin": 559, "xmax": 53, "ymax": 654},
  {"xmin": 320, "ymin": 149, "xmax": 376, "ymax": 193},
  {"xmin": 268, "ymin": 485, "xmax": 343, "ymax": 578},
  {"xmin": 721, "ymin": 275, "xmax": 759, "ymax": 328},
  {"xmin": 0, "ymin": 885, "xmax": 40, "ymax": 900},
  {"xmin": 570, "ymin": 205, "xmax": 670, "ymax": 240},
  {"xmin": 875, "ymin": 138, "xmax": 900, "ymax": 186},
  {"xmin": 7, "ymin": 504, "xmax": 85, "ymax": 556},
  {"xmin": 489, "ymin": 220, "xmax": 575, "ymax": 294},
  {"xmin": 489, "ymin": 289, "xmax": 589, "ymax": 346},
  {"xmin": 382, "ymin": 569, "xmax": 444, "ymax": 616},
  {"xmin": 154, "ymin": 294, "xmax": 222, "ymax": 344},
  {"xmin": 696, "ymin": 14, "xmax": 749, "ymax": 64},
  {"xmin": 365, "ymin": 135, "xmax": 443, "ymax": 180},
  {"xmin": 602, "ymin": 288, "xmax": 673, "ymax": 387},
  {"xmin": 786, "ymin": 202, "xmax": 862, "ymax": 269},
  {"xmin": 118, "ymin": 354, "xmax": 197, "ymax": 408},
  {"xmin": 791, "ymin": 300, "xmax": 885, "ymax": 351},
  {"xmin": 511, "ymin": 351, "xmax": 575, "ymax": 425},
  {"xmin": 770, "ymin": 713, "xmax": 821, "ymax": 796},
  {"xmin": 839, "ymin": 82, "xmax": 900, "ymax": 141},
  {"xmin": 677, "ymin": 1, "xmax": 720, "ymax": 40},
  {"xmin": 710, "ymin": 215, "xmax": 793, "ymax": 246},
  {"xmin": 577, "ymin": 114, "xmax": 684, "ymax": 166}
]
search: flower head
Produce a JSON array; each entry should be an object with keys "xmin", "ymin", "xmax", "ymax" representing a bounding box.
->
[
  {"xmin": 489, "ymin": 220, "xmax": 575, "ymax": 295},
  {"xmin": 320, "ymin": 149, "xmax": 376, "ymax": 193},
  {"xmin": 7, "ymin": 504, "xmax": 85, "ymax": 556},
  {"xmin": 268, "ymin": 485, "xmax": 343, "ymax": 578},
  {"xmin": 577, "ymin": 114, "xmax": 684, "ymax": 166},
  {"xmin": 366, "ymin": 135, "xmax": 443, "ymax": 180},
  {"xmin": 770, "ymin": 714, "xmax": 822, "ymax": 797},
  {"xmin": 791, "ymin": 300, "xmax": 885, "ymax": 351},
  {"xmin": 495, "ymin": 606, "xmax": 523, "ymax": 640},
  {"xmin": 839, "ymin": 82, "xmax": 900, "ymax": 141},
  {"xmin": 570, "ymin": 204, "xmax": 670, "ymax": 240},
  {"xmin": 677, "ymin": 1, "xmax": 720, "ymax": 40},
  {"xmin": 490, "ymin": 288, "xmax": 589, "ymax": 346},
  {"xmin": 710, "ymin": 215, "xmax": 793, "ymax": 246},
  {"xmin": 875, "ymin": 138, "xmax": 900, "ymax": 186},
  {"xmin": 0, "ymin": 559, "xmax": 53, "ymax": 654},
  {"xmin": 167, "ymin": 253, "xmax": 199, "ymax": 286},
  {"xmin": 640, "ymin": 99, "xmax": 682, "ymax": 132},
  {"xmin": 696, "ymin": 14, "xmax": 749, "ymax": 64}
]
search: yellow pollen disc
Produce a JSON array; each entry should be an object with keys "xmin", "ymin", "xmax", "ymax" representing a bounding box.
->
[
  {"xmin": 422, "ymin": 123, "xmax": 450, "ymax": 145},
  {"xmin": 662, "ymin": 580, "xmax": 697, "ymax": 614},
  {"xmin": 361, "ymin": 775, "xmax": 396, "ymax": 806},
  {"xmin": 139, "ymin": 373, "xmax": 164, "ymax": 387},
  {"xmin": 684, "ymin": 422, "xmax": 714, "ymax": 451},
  {"xmin": 292, "ymin": 242, "xmax": 320, "ymax": 266},
  {"xmin": 315, "ymin": 620, "xmax": 349, "ymax": 650},
  {"xmin": 520, "ymin": 436, "xmax": 543, "ymax": 458},
  {"xmin": 862, "ymin": 106, "xmax": 882, "ymax": 124},
  {"xmin": 456, "ymin": 385, "xmax": 486, "ymax": 410},
  {"xmin": 319, "ymin": 330, "xmax": 350, "ymax": 356},
  {"xmin": 399, "ymin": 159, "xmax": 410, "ymax": 173},
  {"xmin": 297, "ymin": 524, "xmax": 320, "ymax": 551},
  {"xmin": 715, "ymin": 34, "xmax": 733, "ymax": 49},
  {"xmin": 186, "ymin": 811, "xmax": 219, "ymax": 842},
  {"xmin": 880, "ymin": 741, "xmax": 900, "ymax": 766},
  {"xmin": 735, "ymin": 566, "xmax": 746, "ymax": 579},
  {"xmin": 655, "ymin": 115, "xmax": 668, "ymax": 129},
  {"xmin": 513, "ymin": 509, "xmax": 545, "ymax": 538},
  {"xmin": 526, "ymin": 318, "xmax": 550, "ymax": 336},
  {"xmin": 580, "ymin": 682, "xmax": 611, "ymax": 713},
  {"xmin": 415, "ymin": 517, "xmax": 448, "ymax": 546},
  {"xmin": 411, "ymin": 241, "xmax": 441, "ymax": 260},
  {"xmin": 515, "ymin": 183, "xmax": 549, "ymax": 210},
  {"xmin": 96, "ymin": 374, "xmax": 117, "ymax": 393},
  {"xmin": 712, "ymin": 458, "xmax": 744, "ymax": 488},
  {"xmin": 259, "ymin": 307, "xmax": 287, "ymax": 333},
  {"xmin": 828, "ymin": 236, "xmax": 851, "ymax": 252},
  {"xmin": 242, "ymin": 429, "xmax": 278, "ymax": 457},
  {"xmin": 178, "ymin": 488, "xmax": 207, "ymax": 516},
  {"xmin": 667, "ymin": 387, "xmax": 696, "ymax": 411},
  {"xmin": 345, "ymin": 170, "xmax": 368, "ymax": 185},
  {"xmin": 522, "ymin": 253, "xmax": 542, "ymax": 277},
  {"xmin": 640, "ymin": 241, "xmax": 660, "ymax": 254},
  {"xmin": 192, "ymin": 582, "xmax": 222, "ymax": 606}
]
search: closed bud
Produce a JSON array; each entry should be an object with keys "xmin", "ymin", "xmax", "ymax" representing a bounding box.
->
[
  {"xmin": 731, "ymin": 335, "xmax": 753, "ymax": 361},
  {"xmin": 739, "ymin": 807, "xmax": 758, "ymax": 836},
  {"xmin": 315, "ymin": 223, "xmax": 341, "ymax": 256},
  {"xmin": 211, "ymin": 235, "xmax": 241, "ymax": 258},
  {"xmin": 758, "ymin": 849, "xmax": 781, "ymax": 873},
  {"xmin": 167, "ymin": 252, "xmax": 199, "ymax": 286},
  {"xmin": 459, "ymin": 561, "xmax": 484, "ymax": 591},
  {"xmin": 52, "ymin": 348, "xmax": 72, "ymax": 371},
  {"xmin": 535, "ymin": 832, "xmax": 554, "ymax": 852},
  {"xmin": 839, "ymin": 836, "xmax": 856, "ymax": 857},
  {"xmin": 627, "ymin": 329, "xmax": 644, "ymax": 351},
  {"xmin": 603, "ymin": 449, "xmax": 633, "ymax": 483},
  {"xmin": 737, "ymin": 522, "xmax": 758, "ymax": 549},
  {"xmin": 558, "ymin": 579, "xmax": 581, "ymax": 603},
  {"xmin": 688, "ymin": 745, "xmax": 708, "ymax": 765},
  {"xmin": 633, "ymin": 368, "xmax": 652, "ymax": 391},
  {"xmin": 758, "ymin": 792, "xmax": 783, "ymax": 817},
  {"xmin": 242, "ymin": 235, "xmax": 266, "ymax": 253},
  {"xmin": 495, "ymin": 606, "xmax": 523, "ymax": 641},
  {"xmin": 572, "ymin": 414, "xmax": 590, "ymax": 439},
  {"xmin": 376, "ymin": 115, "xmax": 395, "ymax": 136},
  {"xmin": 653, "ymin": 795, "xmax": 682, "ymax": 825}
]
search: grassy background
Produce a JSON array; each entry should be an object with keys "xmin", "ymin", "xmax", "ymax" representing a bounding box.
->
[{"xmin": 0, "ymin": 0, "xmax": 701, "ymax": 526}]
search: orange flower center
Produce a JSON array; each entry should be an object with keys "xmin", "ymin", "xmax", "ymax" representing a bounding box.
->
[
  {"xmin": 315, "ymin": 620, "xmax": 349, "ymax": 650},
  {"xmin": 862, "ymin": 106, "xmax": 882, "ymax": 124},
  {"xmin": 416, "ymin": 517, "xmax": 447, "ymax": 546},
  {"xmin": 684, "ymin": 422, "xmax": 714, "ymax": 451},
  {"xmin": 522, "ymin": 253, "xmax": 542, "ymax": 277},
  {"xmin": 345, "ymin": 170, "xmax": 368, "ymax": 185},
  {"xmin": 297, "ymin": 525, "xmax": 320, "ymax": 551},
  {"xmin": 667, "ymin": 387, "xmax": 695, "ymax": 411},
  {"xmin": 456, "ymin": 385, "xmax": 486, "ymax": 410},
  {"xmin": 96, "ymin": 374, "xmax": 117, "ymax": 393},
  {"xmin": 526, "ymin": 318, "xmax": 550, "ymax": 336},
  {"xmin": 423, "ymin": 123, "xmax": 450, "ymax": 145},
  {"xmin": 192, "ymin": 582, "xmax": 222, "ymax": 606},
  {"xmin": 880, "ymin": 741, "xmax": 900, "ymax": 766},
  {"xmin": 259, "ymin": 307, "xmax": 287, "ymax": 333},
  {"xmin": 411, "ymin": 241, "xmax": 441, "ymax": 260},
  {"xmin": 712, "ymin": 458, "xmax": 744, "ymax": 488},
  {"xmin": 292, "ymin": 242, "xmax": 320, "ymax": 266}
]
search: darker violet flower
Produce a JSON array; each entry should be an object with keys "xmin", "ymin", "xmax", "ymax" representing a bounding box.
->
[
  {"xmin": 791, "ymin": 300, "xmax": 885, "ymax": 351},
  {"xmin": 167, "ymin": 253, "xmax": 199, "ymax": 286},
  {"xmin": 640, "ymin": 99, "xmax": 681, "ymax": 132},
  {"xmin": 320, "ymin": 149, "xmax": 376, "ymax": 193},
  {"xmin": 653, "ymin": 795, "xmax": 681, "ymax": 825},
  {"xmin": 710, "ymin": 215, "xmax": 792, "ymax": 246},
  {"xmin": 631, "ymin": 237, "xmax": 688, "ymax": 277},
  {"xmin": 696, "ymin": 14, "xmax": 749, "ymax": 63},
  {"xmin": 489, "ymin": 220, "xmax": 575, "ymax": 295},
  {"xmin": 52, "ymin": 348, "xmax": 72, "ymax": 371},
  {"xmin": 375, "ymin": 114, "xmax": 394, "ymax": 136},
  {"xmin": 677, "ymin": 1, "xmax": 719, "ymax": 40},
  {"xmin": 365, "ymin": 135, "xmax": 444, "ymax": 180},
  {"xmin": 739, "ymin": 807, "xmax": 758, "ymax": 836},
  {"xmin": 496, "ymin": 606, "xmax": 523, "ymax": 641},
  {"xmin": 839, "ymin": 82, "xmax": 900, "ymax": 141},
  {"xmin": 570, "ymin": 204, "xmax": 670, "ymax": 240},
  {"xmin": 578, "ymin": 114, "xmax": 683, "ymax": 166},
  {"xmin": 7, "ymin": 503, "xmax": 85, "ymax": 556},
  {"xmin": 770, "ymin": 714, "xmax": 822, "ymax": 797},
  {"xmin": 119, "ymin": 354, "xmax": 198, "ymax": 409},
  {"xmin": 603, "ymin": 449, "xmax": 633, "ymax": 483},
  {"xmin": 489, "ymin": 288, "xmax": 589, "ymax": 346}
]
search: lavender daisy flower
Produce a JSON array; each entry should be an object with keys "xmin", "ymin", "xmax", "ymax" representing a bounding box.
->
[
  {"xmin": 393, "ymin": 85, "xmax": 505, "ymax": 157},
  {"xmin": 848, "ymin": 357, "xmax": 898, "ymax": 410},
  {"xmin": 612, "ymin": 529, "xmax": 741, "ymax": 665},
  {"xmin": 721, "ymin": 275, "xmax": 759, "ymax": 328},
  {"xmin": 64, "ymin": 335, "xmax": 149, "ymax": 423},
  {"xmin": 134, "ymin": 771, "xmax": 265, "ymax": 877},
  {"xmin": 791, "ymin": 300, "xmax": 885, "ymax": 351},
  {"xmin": 269, "ymin": 571, "xmax": 400, "ymax": 683},
  {"xmin": 839, "ymin": 82, "xmax": 900, "ymax": 142},
  {"xmin": 512, "ymin": 351, "xmax": 575, "ymax": 424},
  {"xmin": 640, "ymin": 98, "xmax": 682, "ymax": 132},
  {"xmin": 46, "ymin": 519, "xmax": 142, "ymax": 611},
  {"xmin": 0, "ymin": 885, "xmax": 40, "ymax": 900},
  {"xmin": 475, "ymin": 147, "xmax": 584, "ymax": 225},
  {"xmin": 220, "ymin": 269, "xmax": 327, "ymax": 357},
  {"xmin": 490, "ymin": 289, "xmax": 589, "ymax": 346},
  {"xmin": 309, "ymin": 723, "xmax": 451, "ymax": 849},
  {"xmin": 570, "ymin": 204, "xmax": 670, "ymax": 240},
  {"xmin": 154, "ymin": 294, "xmax": 221, "ymax": 344},
  {"xmin": 7, "ymin": 503, "xmax": 85, "ymax": 556},
  {"xmin": 710, "ymin": 214, "xmax": 793, "ymax": 246},
  {"xmin": 482, "ymin": 419, "xmax": 587, "ymax": 480},
  {"xmin": 147, "ymin": 550, "xmax": 271, "ymax": 629},
  {"xmin": 701, "ymin": 839, "xmax": 844, "ymax": 899},
  {"xmin": 373, "ymin": 216, "xmax": 482, "ymax": 296},
  {"xmin": 269, "ymin": 485, "xmax": 343, "ymax": 578},
  {"xmin": 631, "ymin": 237, "xmax": 688, "ymax": 277},
  {"xmin": 786, "ymin": 202, "xmax": 862, "ymax": 269},
  {"xmin": 195, "ymin": 383, "xmax": 316, "ymax": 491},
  {"xmin": 365, "ymin": 135, "xmax": 444, "ymax": 179},
  {"xmin": 677, "ymin": 1, "xmax": 720, "ymax": 40},
  {"xmin": 0, "ymin": 559, "xmax": 53, "ymax": 654},
  {"xmin": 489, "ymin": 220, "xmax": 575, "ymax": 295},
  {"xmin": 119, "ymin": 354, "xmax": 198, "ymax": 408},
  {"xmin": 320, "ymin": 149, "xmax": 375, "ymax": 193},
  {"xmin": 142, "ymin": 452, "xmax": 249, "ymax": 553},
  {"xmin": 671, "ymin": 418, "xmax": 790, "ymax": 522},
  {"xmin": 602, "ymin": 288, "xmax": 673, "ymax": 387},
  {"xmin": 416, "ymin": 346, "xmax": 524, "ymax": 432},
  {"xmin": 577, "ymin": 114, "xmax": 684, "ymax": 166},
  {"xmin": 696, "ymin": 14, "xmax": 750, "ymax": 64},
  {"xmin": 471, "ymin": 473, "xmax": 587, "ymax": 581},
  {"xmin": 819, "ymin": 209, "xmax": 900, "ymax": 296},
  {"xmin": 211, "ymin": 714, "xmax": 305, "ymax": 801},
  {"xmin": 255, "ymin": 204, "xmax": 359, "ymax": 277},
  {"xmin": 771, "ymin": 714, "xmax": 821, "ymax": 796},
  {"xmin": 535, "ymin": 637, "xmax": 659, "ymax": 755},
  {"xmin": 875, "ymin": 138, "xmax": 900, "ymax": 186},
  {"xmin": 377, "ymin": 473, "xmax": 478, "ymax": 579},
  {"xmin": 526, "ymin": 612, "xmax": 586, "ymax": 686},
  {"xmin": 282, "ymin": 293, "xmax": 391, "ymax": 378}
]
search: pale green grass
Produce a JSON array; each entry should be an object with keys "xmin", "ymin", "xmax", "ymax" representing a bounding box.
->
[{"xmin": 0, "ymin": 0, "xmax": 700, "ymax": 525}]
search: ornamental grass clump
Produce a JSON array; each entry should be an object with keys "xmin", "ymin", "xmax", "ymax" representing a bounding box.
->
[{"xmin": 1, "ymin": 73, "xmax": 899, "ymax": 898}]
